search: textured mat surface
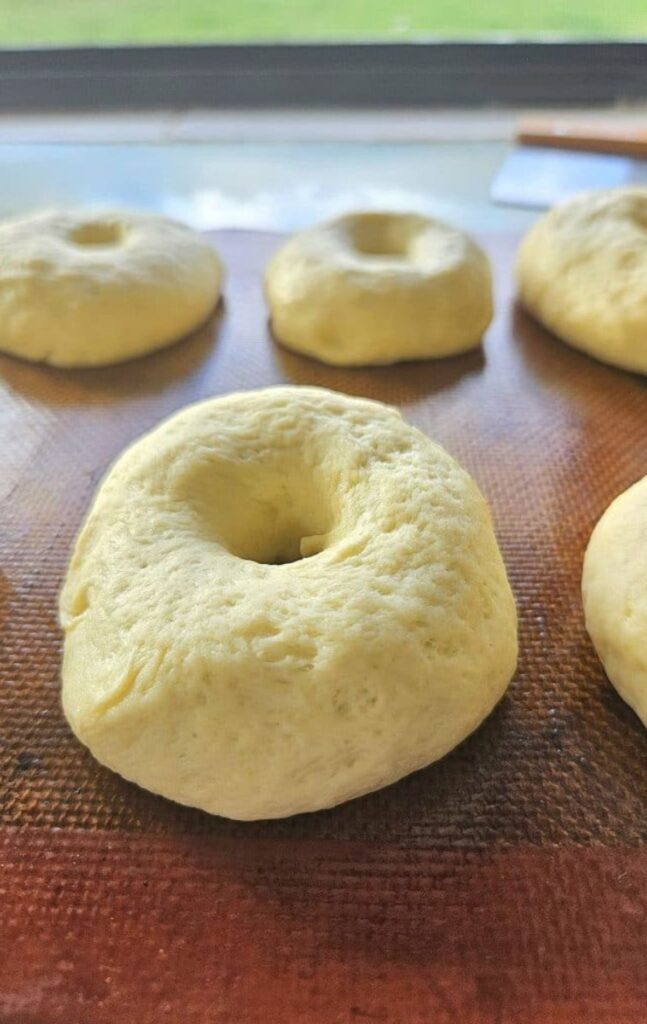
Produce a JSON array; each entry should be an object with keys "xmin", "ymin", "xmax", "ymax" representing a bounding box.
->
[{"xmin": 1, "ymin": 230, "xmax": 646, "ymax": 1023}]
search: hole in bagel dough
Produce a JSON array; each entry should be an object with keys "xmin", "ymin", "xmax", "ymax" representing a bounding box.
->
[
  {"xmin": 631, "ymin": 207, "xmax": 647, "ymax": 232},
  {"xmin": 347, "ymin": 214, "xmax": 413, "ymax": 259},
  {"xmin": 180, "ymin": 454, "xmax": 337, "ymax": 566},
  {"xmin": 68, "ymin": 220, "xmax": 124, "ymax": 247}
]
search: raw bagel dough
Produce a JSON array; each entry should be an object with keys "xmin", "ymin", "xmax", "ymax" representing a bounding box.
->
[
  {"xmin": 583, "ymin": 475, "xmax": 647, "ymax": 727},
  {"xmin": 60, "ymin": 386, "xmax": 518, "ymax": 819},
  {"xmin": 0, "ymin": 207, "xmax": 223, "ymax": 366},
  {"xmin": 265, "ymin": 211, "xmax": 493, "ymax": 366},
  {"xmin": 517, "ymin": 187, "xmax": 647, "ymax": 374}
]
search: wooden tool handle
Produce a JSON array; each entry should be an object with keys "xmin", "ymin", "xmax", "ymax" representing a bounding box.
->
[{"xmin": 517, "ymin": 118, "xmax": 647, "ymax": 158}]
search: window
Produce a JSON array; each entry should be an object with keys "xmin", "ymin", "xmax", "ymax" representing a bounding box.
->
[{"xmin": 1, "ymin": 0, "xmax": 645, "ymax": 46}]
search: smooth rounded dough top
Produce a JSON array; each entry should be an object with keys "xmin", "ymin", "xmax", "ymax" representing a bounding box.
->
[
  {"xmin": 0, "ymin": 207, "xmax": 223, "ymax": 366},
  {"xmin": 517, "ymin": 187, "xmax": 647, "ymax": 373},
  {"xmin": 60, "ymin": 386, "xmax": 517, "ymax": 820},
  {"xmin": 583, "ymin": 475, "xmax": 647, "ymax": 727},
  {"xmin": 265, "ymin": 211, "xmax": 493, "ymax": 366}
]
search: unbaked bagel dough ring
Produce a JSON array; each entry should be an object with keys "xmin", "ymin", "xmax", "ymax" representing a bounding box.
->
[
  {"xmin": 517, "ymin": 187, "xmax": 647, "ymax": 374},
  {"xmin": 265, "ymin": 211, "xmax": 494, "ymax": 366},
  {"xmin": 0, "ymin": 207, "xmax": 223, "ymax": 366},
  {"xmin": 60, "ymin": 386, "xmax": 518, "ymax": 820},
  {"xmin": 583, "ymin": 475, "xmax": 647, "ymax": 727}
]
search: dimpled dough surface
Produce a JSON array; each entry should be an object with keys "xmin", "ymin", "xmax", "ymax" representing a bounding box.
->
[
  {"xmin": 583, "ymin": 475, "xmax": 647, "ymax": 728},
  {"xmin": 0, "ymin": 208, "xmax": 223, "ymax": 367},
  {"xmin": 60, "ymin": 387, "xmax": 518, "ymax": 820},
  {"xmin": 517, "ymin": 187, "xmax": 647, "ymax": 374}
]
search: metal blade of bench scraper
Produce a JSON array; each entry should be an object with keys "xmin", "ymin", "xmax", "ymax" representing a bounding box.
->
[{"xmin": 491, "ymin": 145, "xmax": 647, "ymax": 209}]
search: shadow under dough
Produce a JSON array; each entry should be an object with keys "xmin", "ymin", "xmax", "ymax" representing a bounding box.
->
[
  {"xmin": 0, "ymin": 302, "xmax": 224, "ymax": 408},
  {"xmin": 270, "ymin": 323, "xmax": 487, "ymax": 405},
  {"xmin": 511, "ymin": 300, "xmax": 647, "ymax": 397}
]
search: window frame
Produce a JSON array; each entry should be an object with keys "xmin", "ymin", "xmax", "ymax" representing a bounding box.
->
[{"xmin": 0, "ymin": 41, "xmax": 646, "ymax": 111}]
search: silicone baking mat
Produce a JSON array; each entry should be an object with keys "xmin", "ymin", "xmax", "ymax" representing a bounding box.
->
[{"xmin": 1, "ymin": 230, "xmax": 646, "ymax": 1023}]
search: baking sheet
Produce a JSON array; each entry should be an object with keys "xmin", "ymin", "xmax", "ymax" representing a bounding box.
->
[{"xmin": 1, "ymin": 230, "xmax": 646, "ymax": 1023}]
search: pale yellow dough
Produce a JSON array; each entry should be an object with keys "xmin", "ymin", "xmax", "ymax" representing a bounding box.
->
[
  {"xmin": 583, "ymin": 476, "xmax": 647, "ymax": 728},
  {"xmin": 517, "ymin": 187, "xmax": 647, "ymax": 374},
  {"xmin": 0, "ymin": 208, "xmax": 223, "ymax": 366},
  {"xmin": 60, "ymin": 386, "xmax": 518, "ymax": 820},
  {"xmin": 265, "ymin": 211, "xmax": 493, "ymax": 366}
]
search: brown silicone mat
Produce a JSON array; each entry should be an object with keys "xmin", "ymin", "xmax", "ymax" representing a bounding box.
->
[{"xmin": 1, "ymin": 230, "xmax": 646, "ymax": 1023}]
